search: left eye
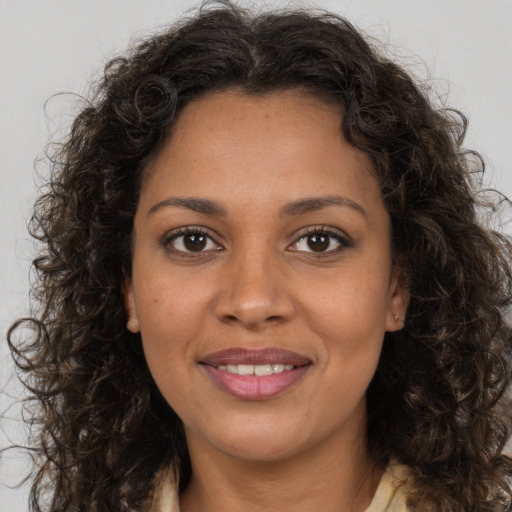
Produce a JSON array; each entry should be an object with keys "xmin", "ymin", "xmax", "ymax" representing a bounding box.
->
[
  {"xmin": 166, "ymin": 232, "xmax": 220, "ymax": 253},
  {"xmin": 291, "ymin": 232, "xmax": 347, "ymax": 253}
]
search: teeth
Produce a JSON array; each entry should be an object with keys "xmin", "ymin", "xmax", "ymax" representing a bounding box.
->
[
  {"xmin": 238, "ymin": 364, "xmax": 254, "ymax": 375},
  {"xmin": 217, "ymin": 363, "xmax": 295, "ymax": 375},
  {"xmin": 254, "ymin": 364, "xmax": 273, "ymax": 376}
]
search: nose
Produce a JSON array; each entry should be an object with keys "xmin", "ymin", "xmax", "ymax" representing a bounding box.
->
[{"xmin": 214, "ymin": 249, "xmax": 295, "ymax": 330}]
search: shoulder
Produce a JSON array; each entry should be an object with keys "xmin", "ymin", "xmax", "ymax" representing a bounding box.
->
[
  {"xmin": 365, "ymin": 461, "xmax": 413, "ymax": 512},
  {"xmin": 143, "ymin": 463, "xmax": 180, "ymax": 512}
]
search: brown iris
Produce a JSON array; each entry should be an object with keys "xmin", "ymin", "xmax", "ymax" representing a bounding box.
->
[
  {"xmin": 183, "ymin": 233, "xmax": 207, "ymax": 252},
  {"xmin": 307, "ymin": 233, "xmax": 330, "ymax": 252}
]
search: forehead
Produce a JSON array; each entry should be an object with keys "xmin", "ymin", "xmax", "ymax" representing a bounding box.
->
[
  {"xmin": 139, "ymin": 88, "xmax": 383, "ymax": 221},
  {"xmin": 165, "ymin": 88, "xmax": 346, "ymax": 159}
]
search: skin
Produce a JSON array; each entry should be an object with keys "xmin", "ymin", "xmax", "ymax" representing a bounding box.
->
[{"xmin": 124, "ymin": 89, "xmax": 409, "ymax": 511}]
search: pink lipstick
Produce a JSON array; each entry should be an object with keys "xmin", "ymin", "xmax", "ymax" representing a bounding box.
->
[{"xmin": 200, "ymin": 348, "xmax": 311, "ymax": 400}]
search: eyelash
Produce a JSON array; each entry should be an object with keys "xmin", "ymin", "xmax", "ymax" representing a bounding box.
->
[
  {"xmin": 289, "ymin": 226, "xmax": 352, "ymax": 256},
  {"xmin": 161, "ymin": 225, "xmax": 352, "ymax": 256},
  {"xmin": 162, "ymin": 227, "xmax": 222, "ymax": 256}
]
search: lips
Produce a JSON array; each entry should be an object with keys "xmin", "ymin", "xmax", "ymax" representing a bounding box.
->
[
  {"xmin": 200, "ymin": 347, "xmax": 311, "ymax": 367},
  {"xmin": 200, "ymin": 348, "xmax": 311, "ymax": 400}
]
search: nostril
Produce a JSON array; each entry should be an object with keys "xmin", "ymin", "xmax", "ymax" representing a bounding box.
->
[
  {"xmin": 214, "ymin": 276, "xmax": 295, "ymax": 328},
  {"xmin": 221, "ymin": 313, "xmax": 285, "ymax": 330}
]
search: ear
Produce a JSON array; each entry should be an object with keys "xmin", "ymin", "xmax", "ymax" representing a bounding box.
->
[
  {"xmin": 122, "ymin": 278, "xmax": 141, "ymax": 333},
  {"xmin": 385, "ymin": 269, "xmax": 410, "ymax": 332}
]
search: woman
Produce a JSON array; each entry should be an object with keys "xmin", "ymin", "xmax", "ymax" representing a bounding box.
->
[{"xmin": 8, "ymin": 2, "xmax": 512, "ymax": 511}]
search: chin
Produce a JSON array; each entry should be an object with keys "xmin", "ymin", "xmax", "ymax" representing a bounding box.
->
[
  {"xmin": 187, "ymin": 418, "xmax": 313, "ymax": 463},
  {"xmin": 219, "ymin": 438, "xmax": 306, "ymax": 463}
]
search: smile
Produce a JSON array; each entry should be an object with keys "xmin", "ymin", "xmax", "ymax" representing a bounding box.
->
[
  {"xmin": 200, "ymin": 348, "xmax": 311, "ymax": 400},
  {"xmin": 216, "ymin": 363, "xmax": 294, "ymax": 375}
]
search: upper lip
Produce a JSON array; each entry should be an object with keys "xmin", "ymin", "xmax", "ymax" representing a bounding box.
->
[{"xmin": 200, "ymin": 348, "xmax": 311, "ymax": 367}]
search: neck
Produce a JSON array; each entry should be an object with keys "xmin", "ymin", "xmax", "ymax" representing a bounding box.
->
[{"xmin": 179, "ymin": 425, "xmax": 383, "ymax": 512}]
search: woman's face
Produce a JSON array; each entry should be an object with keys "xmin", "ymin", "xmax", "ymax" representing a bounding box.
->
[{"xmin": 124, "ymin": 89, "xmax": 408, "ymax": 462}]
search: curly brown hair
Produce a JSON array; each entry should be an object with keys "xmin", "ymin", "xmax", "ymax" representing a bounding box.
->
[{"xmin": 8, "ymin": 2, "xmax": 512, "ymax": 511}]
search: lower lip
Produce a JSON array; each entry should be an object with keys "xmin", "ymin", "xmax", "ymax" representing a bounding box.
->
[{"xmin": 202, "ymin": 365, "xmax": 310, "ymax": 400}]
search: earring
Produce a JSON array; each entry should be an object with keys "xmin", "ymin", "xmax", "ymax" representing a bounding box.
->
[{"xmin": 393, "ymin": 314, "xmax": 399, "ymax": 322}]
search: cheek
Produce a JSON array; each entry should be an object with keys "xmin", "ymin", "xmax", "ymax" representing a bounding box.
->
[
  {"xmin": 301, "ymin": 271, "xmax": 392, "ymax": 342},
  {"xmin": 135, "ymin": 260, "xmax": 211, "ymax": 330},
  {"xmin": 298, "ymin": 270, "xmax": 390, "ymax": 390},
  {"xmin": 134, "ymin": 278, "xmax": 207, "ymax": 377},
  {"xmin": 134, "ymin": 279, "xmax": 214, "ymax": 427}
]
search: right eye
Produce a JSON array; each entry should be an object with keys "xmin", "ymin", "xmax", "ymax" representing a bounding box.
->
[{"xmin": 163, "ymin": 228, "xmax": 222, "ymax": 254}]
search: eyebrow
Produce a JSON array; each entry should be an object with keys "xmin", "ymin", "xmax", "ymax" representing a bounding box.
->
[
  {"xmin": 279, "ymin": 195, "xmax": 367, "ymax": 219},
  {"xmin": 147, "ymin": 194, "xmax": 367, "ymax": 219},
  {"xmin": 147, "ymin": 197, "xmax": 227, "ymax": 217}
]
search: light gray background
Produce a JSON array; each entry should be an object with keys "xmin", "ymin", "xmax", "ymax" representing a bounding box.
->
[{"xmin": 1, "ymin": 0, "xmax": 511, "ymax": 509}]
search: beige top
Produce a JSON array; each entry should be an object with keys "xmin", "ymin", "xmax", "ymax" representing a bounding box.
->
[{"xmin": 145, "ymin": 461, "xmax": 411, "ymax": 511}]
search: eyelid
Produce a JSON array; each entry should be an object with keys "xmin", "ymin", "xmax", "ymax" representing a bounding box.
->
[
  {"xmin": 160, "ymin": 224, "xmax": 352, "ymax": 256},
  {"xmin": 288, "ymin": 225, "xmax": 353, "ymax": 254},
  {"xmin": 161, "ymin": 225, "xmax": 224, "ymax": 254}
]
